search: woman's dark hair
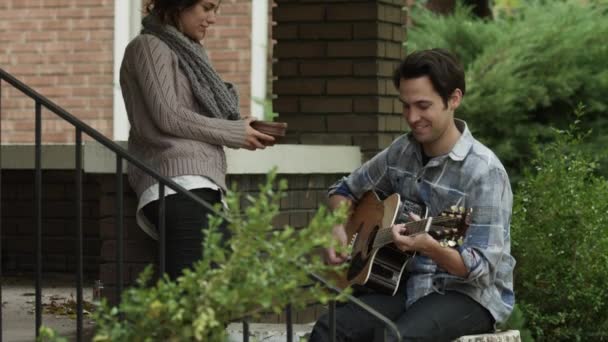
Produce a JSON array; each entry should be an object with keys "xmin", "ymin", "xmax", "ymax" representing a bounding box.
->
[
  {"xmin": 144, "ymin": 0, "xmax": 204, "ymax": 26},
  {"xmin": 392, "ymin": 48, "xmax": 465, "ymax": 108}
]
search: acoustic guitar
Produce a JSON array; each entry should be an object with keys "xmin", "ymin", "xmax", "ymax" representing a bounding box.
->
[{"xmin": 335, "ymin": 191, "xmax": 471, "ymax": 295}]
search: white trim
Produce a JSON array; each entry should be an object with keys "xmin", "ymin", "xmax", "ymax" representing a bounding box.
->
[
  {"xmin": 250, "ymin": 0, "xmax": 269, "ymax": 120},
  {"xmin": 112, "ymin": 1, "xmax": 142, "ymax": 140},
  {"xmin": 0, "ymin": 143, "xmax": 361, "ymax": 175}
]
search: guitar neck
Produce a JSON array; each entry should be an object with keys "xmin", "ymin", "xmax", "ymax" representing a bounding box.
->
[{"xmin": 372, "ymin": 218, "xmax": 433, "ymax": 248}]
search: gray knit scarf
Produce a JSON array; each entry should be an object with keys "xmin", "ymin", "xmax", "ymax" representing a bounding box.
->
[{"xmin": 141, "ymin": 14, "xmax": 240, "ymax": 120}]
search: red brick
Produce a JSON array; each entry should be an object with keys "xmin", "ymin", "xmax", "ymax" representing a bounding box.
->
[
  {"xmin": 300, "ymin": 97, "xmax": 353, "ymax": 113},
  {"xmin": 274, "ymin": 42, "xmax": 326, "ymax": 58},
  {"xmin": 353, "ymin": 62, "xmax": 379, "ymax": 76},
  {"xmin": 327, "ymin": 114, "xmax": 380, "ymax": 132},
  {"xmin": 101, "ymin": 240, "xmax": 156, "ymax": 263},
  {"xmin": 299, "ymin": 61, "xmax": 353, "ymax": 77},
  {"xmin": 380, "ymin": 4, "xmax": 407, "ymax": 24},
  {"xmin": 300, "ymin": 133, "xmax": 352, "ymax": 146},
  {"xmin": 298, "ymin": 23, "xmax": 353, "ymax": 40},
  {"xmin": 274, "ymin": 24, "xmax": 298, "ymax": 39},
  {"xmin": 273, "ymin": 61, "xmax": 298, "ymax": 77},
  {"xmin": 273, "ymin": 96, "xmax": 299, "ymax": 113},
  {"xmin": 273, "ymin": 5, "xmax": 325, "ymax": 22},
  {"xmin": 328, "ymin": 41, "xmax": 380, "ymax": 58},
  {"xmin": 353, "ymin": 22, "xmax": 381, "ymax": 39},
  {"xmin": 327, "ymin": 79, "xmax": 384, "ymax": 95},
  {"xmin": 354, "ymin": 97, "xmax": 380, "ymax": 113},
  {"xmin": 281, "ymin": 115, "xmax": 327, "ymax": 132},
  {"xmin": 326, "ymin": 3, "xmax": 378, "ymax": 21},
  {"xmin": 274, "ymin": 79, "xmax": 326, "ymax": 95}
]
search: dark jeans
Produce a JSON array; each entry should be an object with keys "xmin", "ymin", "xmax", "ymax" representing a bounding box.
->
[
  {"xmin": 309, "ymin": 289, "xmax": 494, "ymax": 342},
  {"xmin": 142, "ymin": 188, "xmax": 230, "ymax": 279}
]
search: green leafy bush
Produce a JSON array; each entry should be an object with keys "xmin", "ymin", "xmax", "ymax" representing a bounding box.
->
[
  {"xmin": 511, "ymin": 112, "xmax": 608, "ymax": 341},
  {"xmin": 498, "ymin": 305, "xmax": 534, "ymax": 342},
  {"xmin": 88, "ymin": 172, "xmax": 348, "ymax": 342},
  {"xmin": 408, "ymin": 1, "xmax": 608, "ymax": 181}
]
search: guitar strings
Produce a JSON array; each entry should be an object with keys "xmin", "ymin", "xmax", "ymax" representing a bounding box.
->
[{"xmin": 371, "ymin": 215, "xmax": 467, "ymax": 248}]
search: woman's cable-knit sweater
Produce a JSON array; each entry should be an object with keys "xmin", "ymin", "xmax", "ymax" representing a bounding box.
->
[{"xmin": 120, "ymin": 34, "xmax": 247, "ymax": 197}]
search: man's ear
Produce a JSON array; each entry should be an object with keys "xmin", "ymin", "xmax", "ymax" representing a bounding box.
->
[{"xmin": 449, "ymin": 89, "xmax": 463, "ymax": 110}]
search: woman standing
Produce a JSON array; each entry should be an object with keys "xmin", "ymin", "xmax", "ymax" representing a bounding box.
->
[{"xmin": 120, "ymin": 0, "xmax": 273, "ymax": 279}]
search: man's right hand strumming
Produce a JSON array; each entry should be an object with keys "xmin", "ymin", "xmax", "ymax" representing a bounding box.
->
[{"xmin": 324, "ymin": 223, "xmax": 349, "ymax": 265}]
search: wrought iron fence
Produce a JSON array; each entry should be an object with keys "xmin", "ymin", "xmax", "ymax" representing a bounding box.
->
[{"xmin": 0, "ymin": 68, "xmax": 401, "ymax": 342}]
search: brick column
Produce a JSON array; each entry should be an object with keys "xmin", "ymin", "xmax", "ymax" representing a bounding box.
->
[{"xmin": 272, "ymin": 0, "xmax": 408, "ymax": 160}]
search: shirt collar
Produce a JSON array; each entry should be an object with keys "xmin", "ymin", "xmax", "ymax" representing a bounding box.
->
[
  {"xmin": 449, "ymin": 119, "xmax": 474, "ymax": 161},
  {"xmin": 407, "ymin": 119, "xmax": 474, "ymax": 163}
]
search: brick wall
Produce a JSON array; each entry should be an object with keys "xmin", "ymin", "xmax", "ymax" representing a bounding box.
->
[
  {"xmin": 272, "ymin": 0, "xmax": 408, "ymax": 160},
  {"xmin": 205, "ymin": 0, "xmax": 254, "ymax": 117},
  {"xmin": 0, "ymin": 0, "xmax": 115, "ymax": 143},
  {"xmin": 1, "ymin": 0, "xmax": 257, "ymax": 142},
  {"xmin": 1, "ymin": 170, "xmax": 102, "ymax": 278}
]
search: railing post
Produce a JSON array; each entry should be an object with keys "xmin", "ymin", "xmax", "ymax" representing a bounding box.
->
[
  {"xmin": 0, "ymin": 77, "xmax": 3, "ymax": 342},
  {"xmin": 158, "ymin": 184, "xmax": 166, "ymax": 276},
  {"xmin": 75, "ymin": 128, "xmax": 84, "ymax": 342},
  {"xmin": 116, "ymin": 157, "xmax": 124, "ymax": 304},
  {"xmin": 286, "ymin": 304, "xmax": 293, "ymax": 342},
  {"xmin": 242, "ymin": 320, "xmax": 249, "ymax": 342},
  {"xmin": 329, "ymin": 300, "xmax": 336, "ymax": 342},
  {"xmin": 35, "ymin": 101, "xmax": 42, "ymax": 337}
]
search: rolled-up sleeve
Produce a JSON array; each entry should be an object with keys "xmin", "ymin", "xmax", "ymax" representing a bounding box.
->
[{"xmin": 459, "ymin": 167, "xmax": 513, "ymax": 286}]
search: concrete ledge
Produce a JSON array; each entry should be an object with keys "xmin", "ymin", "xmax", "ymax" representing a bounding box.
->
[
  {"xmin": 455, "ymin": 330, "xmax": 521, "ymax": 342},
  {"xmin": 1, "ymin": 142, "xmax": 361, "ymax": 174},
  {"xmin": 226, "ymin": 323, "xmax": 313, "ymax": 342}
]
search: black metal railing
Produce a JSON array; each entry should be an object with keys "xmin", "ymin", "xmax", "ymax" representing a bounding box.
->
[{"xmin": 0, "ymin": 68, "xmax": 401, "ymax": 342}]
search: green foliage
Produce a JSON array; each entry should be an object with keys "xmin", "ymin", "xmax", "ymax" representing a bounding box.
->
[
  {"xmin": 408, "ymin": 1, "xmax": 608, "ymax": 181},
  {"xmin": 498, "ymin": 305, "xmax": 535, "ymax": 342},
  {"xmin": 253, "ymin": 96, "xmax": 278, "ymax": 121},
  {"xmin": 91, "ymin": 171, "xmax": 349, "ymax": 341},
  {"xmin": 511, "ymin": 110, "xmax": 608, "ymax": 341},
  {"xmin": 37, "ymin": 326, "xmax": 68, "ymax": 342}
]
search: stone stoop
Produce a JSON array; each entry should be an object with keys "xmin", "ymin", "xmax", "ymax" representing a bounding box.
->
[
  {"xmin": 226, "ymin": 323, "xmax": 521, "ymax": 342},
  {"xmin": 226, "ymin": 323, "xmax": 314, "ymax": 342},
  {"xmin": 454, "ymin": 330, "xmax": 521, "ymax": 342}
]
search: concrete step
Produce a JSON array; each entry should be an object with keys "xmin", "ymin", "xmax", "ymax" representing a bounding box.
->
[
  {"xmin": 455, "ymin": 330, "xmax": 521, "ymax": 342},
  {"xmin": 226, "ymin": 322, "xmax": 313, "ymax": 342}
]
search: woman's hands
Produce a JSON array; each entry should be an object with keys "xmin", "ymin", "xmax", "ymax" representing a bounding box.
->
[{"xmin": 242, "ymin": 117, "xmax": 275, "ymax": 150}]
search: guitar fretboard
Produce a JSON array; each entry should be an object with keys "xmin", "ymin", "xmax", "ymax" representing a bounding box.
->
[{"xmin": 371, "ymin": 216, "xmax": 461, "ymax": 249}]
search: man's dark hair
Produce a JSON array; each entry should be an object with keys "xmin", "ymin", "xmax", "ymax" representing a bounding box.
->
[
  {"xmin": 392, "ymin": 48, "xmax": 465, "ymax": 108},
  {"xmin": 145, "ymin": 0, "xmax": 221, "ymax": 27}
]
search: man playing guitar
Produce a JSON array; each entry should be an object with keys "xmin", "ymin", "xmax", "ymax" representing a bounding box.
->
[{"xmin": 310, "ymin": 49, "xmax": 515, "ymax": 342}]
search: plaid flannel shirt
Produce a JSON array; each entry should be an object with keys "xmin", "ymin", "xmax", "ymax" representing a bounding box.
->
[{"xmin": 329, "ymin": 119, "xmax": 515, "ymax": 324}]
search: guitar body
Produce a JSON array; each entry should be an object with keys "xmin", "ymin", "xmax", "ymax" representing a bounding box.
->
[
  {"xmin": 337, "ymin": 191, "xmax": 408, "ymax": 295},
  {"xmin": 347, "ymin": 242, "xmax": 411, "ymax": 295},
  {"xmin": 333, "ymin": 191, "xmax": 470, "ymax": 296}
]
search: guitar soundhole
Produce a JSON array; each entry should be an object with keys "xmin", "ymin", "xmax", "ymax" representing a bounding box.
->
[{"xmin": 347, "ymin": 253, "xmax": 366, "ymax": 281}]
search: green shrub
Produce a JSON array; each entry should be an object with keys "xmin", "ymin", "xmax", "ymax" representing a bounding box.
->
[
  {"xmin": 511, "ymin": 111, "xmax": 608, "ymax": 341},
  {"xmin": 408, "ymin": 1, "xmax": 608, "ymax": 181},
  {"xmin": 498, "ymin": 305, "xmax": 534, "ymax": 342},
  {"xmin": 89, "ymin": 172, "xmax": 348, "ymax": 342}
]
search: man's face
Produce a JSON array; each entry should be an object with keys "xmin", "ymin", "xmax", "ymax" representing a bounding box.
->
[{"xmin": 398, "ymin": 76, "xmax": 459, "ymax": 146}]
